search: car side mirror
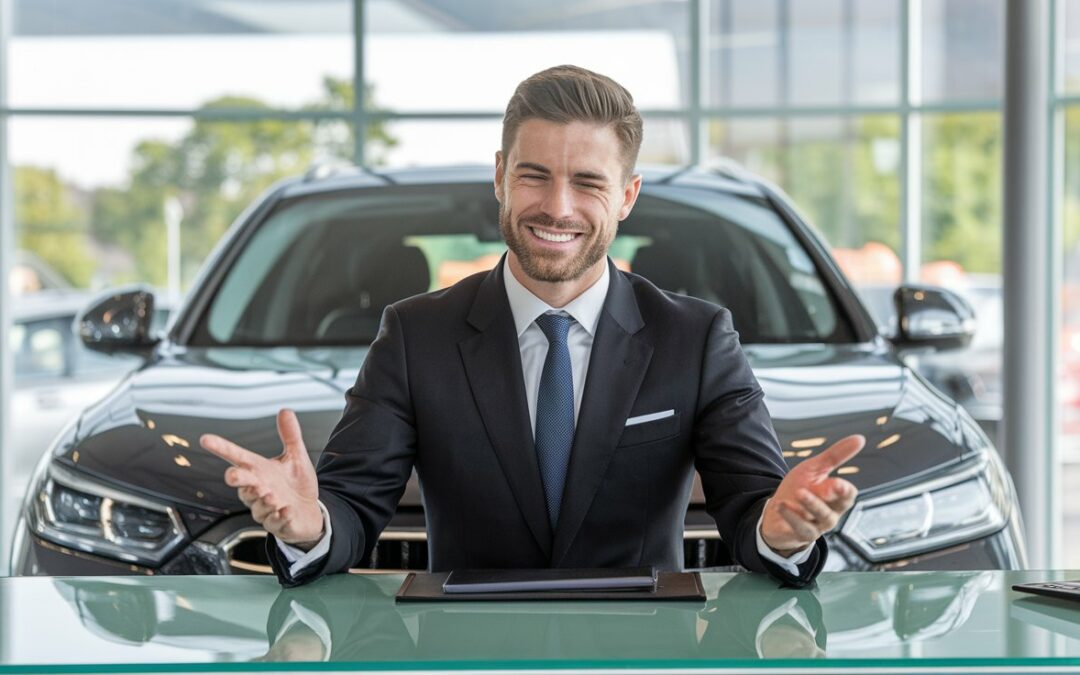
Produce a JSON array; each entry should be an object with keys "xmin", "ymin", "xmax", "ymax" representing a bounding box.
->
[
  {"xmin": 892, "ymin": 285, "xmax": 975, "ymax": 353},
  {"xmin": 76, "ymin": 286, "xmax": 160, "ymax": 356}
]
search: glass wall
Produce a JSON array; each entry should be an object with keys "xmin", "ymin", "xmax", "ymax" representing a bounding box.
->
[{"xmin": 1061, "ymin": 0, "xmax": 1080, "ymax": 568}]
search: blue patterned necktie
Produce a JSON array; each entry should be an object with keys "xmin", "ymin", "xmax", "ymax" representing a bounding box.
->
[{"xmin": 534, "ymin": 312, "xmax": 575, "ymax": 528}]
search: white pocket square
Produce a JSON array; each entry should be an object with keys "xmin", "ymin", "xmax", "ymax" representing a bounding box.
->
[{"xmin": 625, "ymin": 409, "xmax": 675, "ymax": 427}]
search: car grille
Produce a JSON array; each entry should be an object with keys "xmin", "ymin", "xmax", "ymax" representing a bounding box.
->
[
  {"xmin": 223, "ymin": 528, "xmax": 727, "ymax": 573},
  {"xmin": 222, "ymin": 529, "xmax": 428, "ymax": 574}
]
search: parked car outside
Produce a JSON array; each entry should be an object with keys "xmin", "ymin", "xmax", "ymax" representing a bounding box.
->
[{"xmin": 10, "ymin": 164, "xmax": 1027, "ymax": 576}]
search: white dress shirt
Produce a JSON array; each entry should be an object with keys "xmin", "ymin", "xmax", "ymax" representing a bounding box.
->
[{"xmin": 279, "ymin": 258, "xmax": 810, "ymax": 576}]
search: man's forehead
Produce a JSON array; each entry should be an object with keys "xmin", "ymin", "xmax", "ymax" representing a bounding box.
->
[{"xmin": 509, "ymin": 119, "xmax": 622, "ymax": 178}]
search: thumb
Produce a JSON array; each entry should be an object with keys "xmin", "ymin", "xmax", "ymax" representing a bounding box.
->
[{"xmin": 277, "ymin": 408, "xmax": 307, "ymax": 459}]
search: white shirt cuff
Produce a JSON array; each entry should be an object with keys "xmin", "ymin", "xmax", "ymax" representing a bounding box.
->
[
  {"xmin": 753, "ymin": 597, "xmax": 816, "ymax": 656},
  {"xmin": 276, "ymin": 500, "xmax": 332, "ymax": 579},
  {"xmin": 274, "ymin": 599, "xmax": 333, "ymax": 661},
  {"xmin": 755, "ymin": 499, "xmax": 814, "ymax": 576}
]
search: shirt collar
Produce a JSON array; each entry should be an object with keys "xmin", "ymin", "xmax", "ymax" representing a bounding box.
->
[{"xmin": 503, "ymin": 256, "xmax": 610, "ymax": 338}]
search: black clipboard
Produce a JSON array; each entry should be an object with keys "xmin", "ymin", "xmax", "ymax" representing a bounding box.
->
[
  {"xmin": 395, "ymin": 570, "xmax": 705, "ymax": 602},
  {"xmin": 444, "ymin": 567, "xmax": 658, "ymax": 594}
]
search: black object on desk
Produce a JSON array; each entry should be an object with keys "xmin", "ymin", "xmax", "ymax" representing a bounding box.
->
[
  {"xmin": 1012, "ymin": 580, "xmax": 1080, "ymax": 602},
  {"xmin": 444, "ymin": 567, "xmax": 657, "ymax": 594},
  {"xmin": 395, "ymin": 570, "xmax": 705, "ymax": 602}
]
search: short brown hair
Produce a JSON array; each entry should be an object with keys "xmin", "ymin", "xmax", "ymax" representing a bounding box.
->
[{"xmin": 501, "ymin": 65, "xmax": 644, "ymax": 180}]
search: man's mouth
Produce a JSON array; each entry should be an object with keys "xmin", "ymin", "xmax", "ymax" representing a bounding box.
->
[{"xmin": 529, "ymin": 227, "xmax": 581, "ymax": 243}]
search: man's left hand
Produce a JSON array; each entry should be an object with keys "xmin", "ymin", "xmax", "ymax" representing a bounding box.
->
[{"xmin": 761, "ymin": 434, "xmax": 866, "ymax": 556}]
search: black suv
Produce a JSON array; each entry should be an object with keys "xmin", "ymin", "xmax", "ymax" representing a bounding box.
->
[{"xmin": 11, "ymin": 165, "xmax": 1027, "ymax": 575}]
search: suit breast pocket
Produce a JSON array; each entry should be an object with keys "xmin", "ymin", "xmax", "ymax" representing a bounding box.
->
[{"xmin": 617, "ymin": 412, "xmax": 681, "ymax": 448}]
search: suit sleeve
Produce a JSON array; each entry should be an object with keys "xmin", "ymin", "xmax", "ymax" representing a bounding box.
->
[
  {"xmin": 692, "ymin": 307, "xmax": 827, "ymax": 587},
  {"xmin": 267, "ymin": 304, "xmax": 417, "ymax": 587}
]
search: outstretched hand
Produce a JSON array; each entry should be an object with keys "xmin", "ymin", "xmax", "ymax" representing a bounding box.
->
[
  {"xmin": 200, "ymin": 409, "xmax": 324, "ymax": 549},
  {"xmin": 760, "ymin": 434, "xmax": 865, "ymax": 556}
]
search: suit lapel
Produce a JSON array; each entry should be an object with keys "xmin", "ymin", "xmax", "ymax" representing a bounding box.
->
[
  {"xmin": 459, "ymin": 260, "xmax": 553, "ymax": 558},
  {"xmin": 552, "ymin": 263, "xmax": 653, "ymax": 566}
]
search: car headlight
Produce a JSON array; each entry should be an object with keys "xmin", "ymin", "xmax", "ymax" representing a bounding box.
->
[
  {"xmin": 840, "ymin": 449, "xmax": 1012, "ymax": 562},
  {"xmin": 27, "ymin": 462, "xmax": 187, "ymax": 566}
]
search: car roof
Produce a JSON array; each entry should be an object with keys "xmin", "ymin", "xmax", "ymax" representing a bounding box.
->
[{"xmin": 279, "ymin": 163, "xmax": 769, "ymax": 201}]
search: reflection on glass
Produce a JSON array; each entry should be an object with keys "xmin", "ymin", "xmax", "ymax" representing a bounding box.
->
[
  {"xmin": 30, "ymin": 572, "xmax": 998, "ymax": 666},
  {"xmin": 51, "ymin": 577, "xmax": 277, "ymax": 658}
]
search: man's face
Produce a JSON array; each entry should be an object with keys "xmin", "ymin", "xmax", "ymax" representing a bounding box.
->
[{"xmin": 495, "ymin": 119, "xmax": 641, "ymax": 284}]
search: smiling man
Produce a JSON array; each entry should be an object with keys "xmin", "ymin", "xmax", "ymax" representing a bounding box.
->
[{"xmin": 201, "ymin": 65, "xmax": 864, "ymax": 587}]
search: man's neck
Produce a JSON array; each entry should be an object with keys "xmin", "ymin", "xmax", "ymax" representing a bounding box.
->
[{"xmin": 507, "ymin": 254, "xmax": 606, "ymax": 309}]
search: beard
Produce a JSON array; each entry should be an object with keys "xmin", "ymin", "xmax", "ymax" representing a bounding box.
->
[{"xmin": 499, "ymin": 201, "xmax": 614, "ymax": 283}]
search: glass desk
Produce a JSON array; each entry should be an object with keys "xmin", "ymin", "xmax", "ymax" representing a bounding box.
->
[{"xmin": 3, "ymin": 571, "xmax": 1080, "ymax": 673}]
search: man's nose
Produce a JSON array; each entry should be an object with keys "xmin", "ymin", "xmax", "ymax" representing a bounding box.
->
[{"xmin": 539, "ymin": 180, "xmax": 576, "ymax": 222}]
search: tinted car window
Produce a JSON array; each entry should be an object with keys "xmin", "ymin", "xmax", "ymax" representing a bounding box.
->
[{"xmin": 191, "ymin": 184, "xmax": 851, "ymax": 347}]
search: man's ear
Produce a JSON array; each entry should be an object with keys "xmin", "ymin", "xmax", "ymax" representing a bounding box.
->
[
  {"xmin": 494, "ymin": 151, "xmax": 505, "ymax": 202},
  {"xmin": 617, "ymin": 173, "xmax": 643, "ymax": 221}
]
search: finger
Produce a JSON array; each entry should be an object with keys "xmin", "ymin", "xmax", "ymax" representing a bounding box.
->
[
  {"xmin": 225, "ymin": 466, "xmax": 260, "ymax": 489},
  {"xmin": 778, "ymin": 501, "xmax": 821, "ymax": 542},
  {"xmin": 795, "ymin": 489, "xmax": 840, "ymax": 531},
  {"xmin": 239, "ymin": 482, "xmax": 271, "ymax": 503},
  {"xmin": 263, "ymin": 506, "xmax": 289, "ymax": 535},
  {"xmin": 802, "ymin": 434, "xmax": 865, "ymax": 474},
  {"xmin": 251, "ymin": 498, "xmax": 279, "ymax": 523},
  {"xmin": 277, "ymin": 409, "xmax": 307, "ymax": 460},
  {"xmin": 819, "ymin": 478, "xmax": 858, "ymax": 513},
  {"xmin": 775, "ymin": 495, "xmax": 814, "ymax": 522},
  {"xmin": 200, "ymin": 434, "xmax": 261, "ymax": 469},
  {"xmin": 238, "ymin": 486, "xmax": 260, "ymax": 507}
]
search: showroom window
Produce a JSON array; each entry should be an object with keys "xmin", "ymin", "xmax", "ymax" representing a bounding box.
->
[{"xmin": 7, "ymin": 0, "xmax": 1080, "ymax": 567}]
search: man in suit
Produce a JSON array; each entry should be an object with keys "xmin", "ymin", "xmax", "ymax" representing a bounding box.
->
[{"xmin": 201, "ymin": 65, "xmax": 864, "ymax": 588}]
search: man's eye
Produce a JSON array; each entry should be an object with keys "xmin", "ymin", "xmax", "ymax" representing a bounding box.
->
[
  {"xmin": 521, "ymin": 174, "xmax": 545, "ymax": 180},
  {"xmin": 577, "ymin": 183, "xmax": 602, "ymax": 190}
]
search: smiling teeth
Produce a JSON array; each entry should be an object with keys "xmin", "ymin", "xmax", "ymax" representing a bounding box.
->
[{"xmin": 532, "ymin": 228, "xmax": 577, "ymax": 243}]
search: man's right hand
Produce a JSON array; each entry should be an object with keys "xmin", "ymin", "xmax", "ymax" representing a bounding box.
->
[{"xmin": 200, "ymin": 408, "xmax": 324, "ymax": 549}]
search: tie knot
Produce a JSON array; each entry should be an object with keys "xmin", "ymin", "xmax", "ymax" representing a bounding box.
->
[{"xmin": 535, "ymin": 312, "xmax": 573, "ymax": 344}]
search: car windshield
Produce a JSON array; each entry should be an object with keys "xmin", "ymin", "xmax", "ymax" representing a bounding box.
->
[{"xmin": 189, "ymin": 182, "xmax": 853, "ymax": 347}]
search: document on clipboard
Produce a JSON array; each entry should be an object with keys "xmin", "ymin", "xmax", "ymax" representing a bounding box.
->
[{"xmin": 442, "ymin": 567, "xmax": 657, "ymax": 594}]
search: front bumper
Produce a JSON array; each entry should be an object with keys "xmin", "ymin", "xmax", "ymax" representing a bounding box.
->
[{"xmin": 12, "ymin": 507, "xmax": 1029, "ymax": 576}]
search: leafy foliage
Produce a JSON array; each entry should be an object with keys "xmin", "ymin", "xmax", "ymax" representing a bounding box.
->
[{"xmin": 21, "ymin": 78, "xmax": 395, "ymax": 288}]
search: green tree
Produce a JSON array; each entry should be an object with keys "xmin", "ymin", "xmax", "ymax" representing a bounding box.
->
[
  {"xmin": 921, "ymin": 113, "xmax": 1002, "ymax": 274},
  {"xmin": 15, "ymin": 166, "xmax": 97, "ymax": 287},
  {"xmin": 714, "ymin": 114, "xmax": 1001, "ymax": 275},
  {"xmin": 90, "ymin": 78, "xmax": 397, "ymax": 288}
]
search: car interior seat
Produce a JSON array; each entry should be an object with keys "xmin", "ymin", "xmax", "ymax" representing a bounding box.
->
[
  {"xmin": 631, "ymin": 239, "xmax": 758, "ymax": 340},
  {"xmin": 315, "ymin": 242, "xmax": 431, "ymax": 343}
]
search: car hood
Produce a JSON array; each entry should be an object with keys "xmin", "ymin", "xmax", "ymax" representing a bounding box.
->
[
  {"xmin": 57, "ymin": 343, "xmax": 979, "ymax": 516},
  {"xmin": 748, "ymin": 344, "xmax": 975, "ymax": 487}
]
